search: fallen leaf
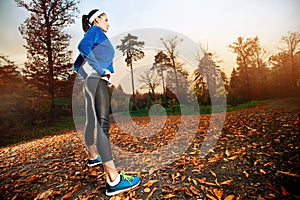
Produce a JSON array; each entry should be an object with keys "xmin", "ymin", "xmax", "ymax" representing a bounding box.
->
[
  {"xmin": 225, "ymin": 150, "xmax": 230, "ymax": 157},
  {"xmin": 213, "ymin": 188, "xmax": 223, "ymax": 200},
  {"xmin": 184, "ymin": 188, "xmax": 193, "ymax": 197},
  {"xmin": 224, "ymin": 195, "xmax": 235, "ymax": 200},
  {"xmin": 195, "ymin": 178, "xmax": 217, "ymax": 187},
  {"xmin": 34, "ymin": 189, "xmax": 54, "ymax": 200},
  {"xmin": 26, "ymin": 175, "xmax": 39, "ymax": 184},
  {"xmin": 163, "ymin": 193, "xmax": 176, "ymax": 199},
  {"xmin": 61, "ymin": 185, "xmax": 79, "ymax": 200},
  {"xmin": 206, "ymin": 193, "xmax": 217, "ymax": 200},
  {"xmin": 227, "ymin": 155, "xmax": 238, "ymax": 160},
  {"xmin": 280, "ymin": 185, "xmax": 290, "ymax": 196},
  {"xmin": 277, "ymin": 171, "xmax": 300, "ymax": 178},
  {"xmin": 146, "ymin": 187, "xmax": 158, "ymax": 200},
  {"xmin": 190, "ymin": 185, "xmax": 201, "ymax": 196},
  {"xmin": 260, "ymin": 169, "xmax": 267, "ymax": 175},
  {"xmin": 220, "ymin": 179, "xmax": 233, "ymax": 186},
  {"xmin": 263, "ymin": 162, "xmax": 274, "ymax": 167},
  {"xmin": 210, "ymin": 170, "xmax": 217, "ymax": 178},
  {"xmin": 143, "ymin": 180, "xmax": 158, "ymax": 188},
  {"xmin": 243, "ymin": 170, "xmax": 249, "ymax": 178},
  {"xmin": 192, "ymin": 179, "xmax": 198, "ymax": 185},
  {"xmin": 89, "ymin": 170, "xmax": 98, "ymax": 177}
]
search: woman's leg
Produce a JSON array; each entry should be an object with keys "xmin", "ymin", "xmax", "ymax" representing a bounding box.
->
[
  {"xmin": 85, "ymin": 78, "xmax": 118, "ymax": 179},
  {"xmin": 93, "ymin": 79, "xmax": 119, "ymax": 181},
  {"xmin": 86, "ymin": 77, "xmax": 140, "ymax": 196},
  {"xmin": 83, "ymin": 81, "xmax": 98, "ymax": 159}
]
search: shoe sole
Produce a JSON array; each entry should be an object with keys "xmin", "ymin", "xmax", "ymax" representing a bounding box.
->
[
  {"xmin": 87, "ymin": 162, "xmax": 102, "ymax": 167},
  {"xmin": 105, "ymin": 180, "xmax": 140, "ymax": 196}
]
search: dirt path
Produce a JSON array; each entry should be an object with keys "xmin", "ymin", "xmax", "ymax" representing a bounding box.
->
[
  {"xmin": 266, "ymin": 97, "xmax": 300, "ymax": 110},
  {"xmin": 0, "ymin": 98, "xmax": 299, "ymax": 199}
]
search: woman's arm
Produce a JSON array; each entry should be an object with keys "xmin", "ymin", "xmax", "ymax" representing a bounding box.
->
[
  {"xmin": 78, "ymin": 26, "xmax": 107, "ymax": 75},
  {"xmin": 73, "ymin": 54, "xmax": 88, "ymax": 79}
]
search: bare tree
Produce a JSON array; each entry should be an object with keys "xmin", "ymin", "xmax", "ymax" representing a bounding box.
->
[
  {"xmin": 161, "ymin": 36, "xmax": 183, "ymax": 96},
  {"xmin": 152, "ymin": 51, "xmax": 171, "ymax": 105},
  {"xmin": 281, "ymin": 31, "xmax": 300, "ymax": 89},
  {"xmin": 15, "ymin": 0, "xmax": 79, "ymax": 120},
  {"xmin": 166, "ymin": 60, "xmax": 189, "ymax": 103},
  {"xmin": 138, "ymin": 69, "xmax": 160, "ymax": 101}
]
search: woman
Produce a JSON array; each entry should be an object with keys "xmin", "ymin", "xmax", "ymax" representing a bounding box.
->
[{"xmin": 73, "ymin": 9, "xmax": 140, "ymax": 196}]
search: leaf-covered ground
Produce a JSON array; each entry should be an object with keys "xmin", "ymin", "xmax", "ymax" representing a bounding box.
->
[{"xmin": 0, "ymin": 98, "xmax": 299, "ymax": 200}]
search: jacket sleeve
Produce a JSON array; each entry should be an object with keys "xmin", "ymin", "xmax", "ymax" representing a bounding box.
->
[
  {"xmin": 73, "ymin": 54, "xmax": 88, "ymax": 79},
  {"xmin": 78, "ymin": 27, "xmax": 107, "ymax": 75}
]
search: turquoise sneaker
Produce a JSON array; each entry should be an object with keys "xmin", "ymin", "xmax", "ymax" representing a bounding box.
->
[
  {"xmin": 106, "ymin": 172, "xmax": 140, "ymax": 196},
  {"xmin": 87, "ymin": 155, "xmax": 102, "ymax": 167}
]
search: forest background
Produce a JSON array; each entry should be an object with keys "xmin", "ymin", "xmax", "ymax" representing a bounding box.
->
[{"xmin": 0, "ymin": 0, "xmax": 299, "ymax": 147}]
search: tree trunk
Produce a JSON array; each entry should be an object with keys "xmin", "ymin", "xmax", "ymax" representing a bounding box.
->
[
  {"xmin": 130, "ymin": 61, "xmax": 137, "ymax": 110},
  {"xmin": 46, "ymin": 18, "xmax": 56, "ymax": 121}
]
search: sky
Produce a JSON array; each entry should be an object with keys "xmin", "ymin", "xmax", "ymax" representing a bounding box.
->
[{"xmin": 0, "ymin": 0, "xmax": 299, "ymax": 84}]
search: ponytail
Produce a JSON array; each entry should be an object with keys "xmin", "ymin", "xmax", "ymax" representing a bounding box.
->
[
  {"xmin": 82, "ymin": 14, "xmax": 90, "ymax": 33},
  {"xmin": 81, "ymin": 9, "xmax": 104, "ymax": 33}
]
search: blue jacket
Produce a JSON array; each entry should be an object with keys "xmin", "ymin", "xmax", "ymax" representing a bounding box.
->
[{"xmin": 73, "ymin": 26, "xmax": 115, "ymax": 79}]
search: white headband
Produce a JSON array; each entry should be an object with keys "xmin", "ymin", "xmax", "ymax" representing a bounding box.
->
[{"xmin": 89, "ymin": 10, "xmax": 103, "ymax": 24}]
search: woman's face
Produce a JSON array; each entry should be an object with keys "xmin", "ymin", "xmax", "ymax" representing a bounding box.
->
[{"xmin": 96, "ymin": 14, "xmax": 109, "ymax": 33}]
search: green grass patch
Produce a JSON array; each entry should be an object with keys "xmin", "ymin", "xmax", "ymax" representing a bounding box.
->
[
  {"xmin": 119, "ymin": 99, "xmax": 272, "ymax": 117},
  {"xmin": 226, "ymin": 99, "xmax": 271, "ymax": 112}
]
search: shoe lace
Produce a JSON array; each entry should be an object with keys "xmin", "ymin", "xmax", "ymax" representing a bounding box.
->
[{"xmin": 120, "ymin": 172, "xmax": 134, "ymax": 183}]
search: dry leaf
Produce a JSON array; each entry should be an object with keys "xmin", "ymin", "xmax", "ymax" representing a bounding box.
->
[
  {"xmin": 260, "ymin": 169, "xmax": 267, "ymax": 175},
  {"xmin": 263, "ymin": 162, "xmax": 274, "ymax": 167},
  {"xmin": 206, "ymin": 193, "xmax": 217, "ymax": 200},
  {"xmin": 213, "ymin": 188, "xmax": 223, "ymax": 200},
  {"xmin": 184, "ymin": 188, "xmax": 193, "ymax": 197},
  {"xmin": 194, "ymin": 178, "xmax": 217, "ymax": 187},
  {"xmin": 224, "ymin": 195, "xmax": 235, "ymax": 200},
  {"xmin": 163, "ymin": 193, "xmax": 176, "ymax": 199},
  {"xmin": 243, "ymin": 170, "xmax": 249, "ymax": 178},
  {"xmin": 26, "ymin": 175, "xmax": 39, "ymax": 184},
  {"xmin": 148, "ymin": 168, "xmax": 156, "ymax": 175},
  {"xmin": 143, "ymin": 180, "xmax": 158, "ymax": 188},
  {"xmin": 89, "ymin": 170, "xmax": 98, "ymax": 177},
  {"xmin": 227, "ymin": 155, "xmax": 238, "ymax": 161},
  {"xmin": 210, "ymin": 170, "xmax": 217, "ymax": 178},
  {"xmin": 277, "ymin": 171, "xmax": 300, "ymax": 178},
  {"xmin": 61, "ymin": 185, "xmax": 79, "ymax": 200},
  {"xmin": 144, "ymin": 187, "xmax": 151, "ymax": 193},
  {"xmin": 34, "ymin": 189, "xmax": 54, "ymax": 200},
  {"xmin": 190, "ymin": 185, "xmax": 201, "ymax": 196},
  {"xmin": 225, "ymin": 150, "xmax": 230, "ymax": 157},
  {"xmin": 146, "ymin": 187, "xmax": 158, "ymax": 200},
  {"xmin": 280, "ymin": 185, "xmax": 290, "ymax": 196},
  {"xmin": 220, "ymin": 179, "xmax": 233, "ymax": 186},
  {"xmin": 192, "ymin": 179, "xmax": 198, "ymax": 185}
]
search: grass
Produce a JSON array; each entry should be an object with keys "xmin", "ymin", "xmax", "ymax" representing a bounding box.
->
[
  {"xmin": 226, "ymin": 99, "xmax": 271, "ymax": 112},
  {"xmin": 120, "ymin": 99, "xmax": 271, "ymax": 117},
  {"xmin": 0, "ymin": 116, "xmax": 75, "ymax": 147},
  {"xmin": 1, "ymin": 99, "xmax": 271, "ymax": 147}
]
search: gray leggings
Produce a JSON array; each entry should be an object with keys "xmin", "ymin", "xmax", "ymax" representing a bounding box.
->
[{"xmin": 83, "ymin": 77, "xmax": 112, "ymax": 162}]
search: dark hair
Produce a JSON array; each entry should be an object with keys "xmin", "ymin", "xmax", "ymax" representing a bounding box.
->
[{"xmin": 82, "ymin": 9, "xmax": 105, "ymax": 33}]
